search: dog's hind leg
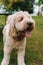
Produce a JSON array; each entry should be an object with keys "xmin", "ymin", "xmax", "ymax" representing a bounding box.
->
[{"xmin": 1, "ymin": 45, "xmax": 13, "ymax": 65}]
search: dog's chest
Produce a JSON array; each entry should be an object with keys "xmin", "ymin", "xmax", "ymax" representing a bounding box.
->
[
  {"xmin": 13, "ymin": 38, "xmax": 25, "ymax": 49},
  {"xmin": 13, "ymin": 35, "xmax": 24, "ymax": 41}
]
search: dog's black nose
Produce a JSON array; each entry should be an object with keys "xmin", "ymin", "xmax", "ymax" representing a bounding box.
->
[{"xmin": 27, "ymin": 22, "xmax": 33, "ymax": 27}]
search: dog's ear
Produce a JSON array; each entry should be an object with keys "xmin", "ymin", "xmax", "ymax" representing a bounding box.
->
[
  {"xmin": 9, "ymin": 24, "xmax": 17, "ymax": 37},
  {"xmin": 6, "ymin": 15, "xmax": 17, "ymax": 37}
]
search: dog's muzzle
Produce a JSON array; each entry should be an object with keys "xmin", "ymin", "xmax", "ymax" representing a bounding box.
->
[
  {"xmin": 18, "ymin": 22, "xmax": 34, "ymax": 38},
  {"xmin": 19, "ymin": 22, "xmax": 34, "ymax": 37}
]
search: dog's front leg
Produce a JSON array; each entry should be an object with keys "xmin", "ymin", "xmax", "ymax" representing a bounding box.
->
[
  {"xmin": 17, "ymin": 49, "xmax": 25, "ymax": 65},
  {"xmin": 1, "ymin": 45, "xmax": 13, "ymax": 65}
]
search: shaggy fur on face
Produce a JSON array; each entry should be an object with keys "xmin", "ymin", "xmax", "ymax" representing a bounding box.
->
[{"xmin": 1, "ymin": 11, "xmax": 35, "ymax": 65}]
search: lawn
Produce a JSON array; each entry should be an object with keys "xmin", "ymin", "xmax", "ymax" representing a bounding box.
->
[
  {"xmin": 0, "ymin": 15, "xmax": 43, "ymax": 65},
  {"xmin": 0, "ymin": 15, "xmax": 6, "ymax": 26}
]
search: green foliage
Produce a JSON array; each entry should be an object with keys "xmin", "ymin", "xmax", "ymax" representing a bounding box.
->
[
  {"xmin": 38, "ymin": 0, "xmax": 43, "ymax": 5},
  {"xmin": 3, "ymin": 0, "xmax": 34, "ymax": 13}
]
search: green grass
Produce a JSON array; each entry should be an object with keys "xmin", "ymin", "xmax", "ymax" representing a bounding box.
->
[
  {"xmin": 0, "ymin": 16, "xmax": 43, "ymax": 65},
  {"xmin": 0, "ymin": 15, "xmax": 6, "ymax": 26}
]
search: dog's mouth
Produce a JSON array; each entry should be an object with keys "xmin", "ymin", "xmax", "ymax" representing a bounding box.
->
[
  {"xmin": 19, "ymin": 25, "xmax": 34, "ymax": 38},
  {"xmin": 24, "ymin": 29, "xmax": 31, "ymax": 37}
]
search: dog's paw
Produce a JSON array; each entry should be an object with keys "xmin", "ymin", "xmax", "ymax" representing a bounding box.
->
[{"xmin": 20, "ymin": 63, "xmax": 25, "ymax": 65}]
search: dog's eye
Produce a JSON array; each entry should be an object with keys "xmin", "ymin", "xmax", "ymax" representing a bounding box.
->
[{"xmin": 18, "ymin": 17, "xmax": 23, "ymax": 22}]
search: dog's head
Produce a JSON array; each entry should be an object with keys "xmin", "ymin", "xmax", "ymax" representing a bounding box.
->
[{"xmin": 7, "ymin": 11, "xmax": 35, "ymax": 39}]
